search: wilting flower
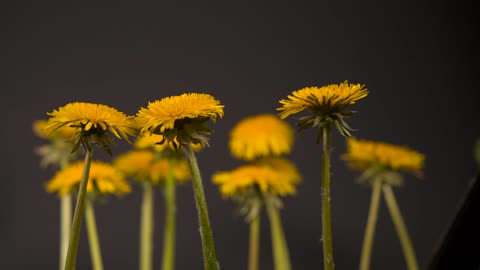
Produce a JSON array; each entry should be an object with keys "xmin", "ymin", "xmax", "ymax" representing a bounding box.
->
[
  {"xmin": 46, "ymin": 160, "xmax": 131, "ymax": 197},
  {"xmin": 213, "ymin": 158, "xmax": 301, "ymax": 197},
  {"xmin": 135, "ymin": 93, "xmax": 224, "ymax": 148},
  {"xmin": 277, "ymin": 80, "xmax": 368, "ymax": 138},
  {"xmin": 113, "ymin": 150, "xmax": 191, "ymax": 184},
  {"xmin": 343, "ymin": 137, "xmax": 425, "ymax": 174},
  {"xmin": 46, "ymin": 102, "xmax": 136, "ymax": 153},
  {"xmin": 229, "ymin": 114, "xmax": 294, "ymax": 161}
]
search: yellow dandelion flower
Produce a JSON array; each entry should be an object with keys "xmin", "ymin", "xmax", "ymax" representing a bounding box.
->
[
  {"xmin": 113, "ymin": 150, "xmax": 156, "ymax": 181},
  {"xmin": 46, "ymin": 160, "xmax": 131, "ymax": 197},
  {"xmin": 47, "ymin": 102, "xmax": 136, "ymax": 142},
  {"xmin": 150, "ymin": 159, "xmax": 191, "ymax": 184},
  {"xmin": 33, "ymin": 119, "xmax": 77, "ymax": 141},
  {"xmin": 277, "ymin": 80, "xmax": 368, "ymax": 137},
  {"xmin": 229, "ymin": 114, "xmax": 294, "ymax": 161},
  {"xmin": 213, "ymin": 157, "xmax": 301, "ymax": 197},
  {"xmin": 135, "ymin": 133, "xmax": 203, "ymax": 152},
  {"xmin": 343, "ymin": 137, "xmax": 425, "ymax": 174},
  {"xmin": 135, "ymin": 93, "xmax": 224, "ymax": 147}
]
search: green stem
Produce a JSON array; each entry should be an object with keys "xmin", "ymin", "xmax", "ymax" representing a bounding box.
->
[
  {"xmin": 265, "ymin": 199, "xmax": 291, "ymax": 270},
  {"xmin": 60, "ymin": 194, "xmax": 72, "ymax": 270},
  {"xmin": 321, "ymin": 125, "xmax": 335, "ymax": 270},
  {"xmin": 162, "ymin": 159, "xmax": 176, "ymax": 270},
  {"xmin": 359, "ymin": 179, "xmax": 383, "ymax": 270},
  {"xmin": 64, "ymin": 140, "xmax": 93, "ymax": 270},
  {"xmin": 383, "ymin": 185, "xmax": 419, "ymax": 270},
  {"xmin": 59, "ymin": 158, "xmax": 71, "ymax": 270},
  {"xmin": 85, "ymin": 198, "xmax": 104, "ymax": 270},
  {"xmin": 248, "ymin": 214, "xmax": 260, "ymax": 270},
  {"xmin": 140, "ymin": 181, "xmax": 154, "ymax": 270},
  {"xmin": 184, "ymin": 144, "xmax": 219, "ymax": 270}
]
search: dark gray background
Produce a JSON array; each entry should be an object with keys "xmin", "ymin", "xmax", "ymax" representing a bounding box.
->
[{"xmin": 1, "ymin": 1, "xmax": 478, "ymax": 269}]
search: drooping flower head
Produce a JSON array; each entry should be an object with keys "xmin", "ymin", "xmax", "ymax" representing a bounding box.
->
[
  {"xmin": 213, "ymin": 157, "xmax": 301, "ymax": 198},
  {"xmin": 46, "ymin": 160, "xmax": 131, "ymax": 197},
  {"xmin": 135, "ymin": 93, "xmax": 224, "ymax": 149},
  {"xmin": 113, "ymin": 150, "xmax": 191, "ymax": 184},
  {"xmin": 277, "ymin": 81, "xmax": 368, "ymax": 139},
  {"xmin": 343, "ymin": 137, "xmax": 425, "ymax": 185},
  {"xmin": 229, "ymin": 114, "xmax": 294, "ymax": 161},
  {"xmin": 46, "ymin": 102, "xmax": 137, "ymax": 154}
]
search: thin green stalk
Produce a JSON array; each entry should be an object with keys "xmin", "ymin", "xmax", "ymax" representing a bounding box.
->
[
  {"xmin": 383, "ymin": 185, "xmax": 419, "ymax": 270},
  {"xmin": 248, "ymin": 214, "xmax": 260, "ymax": 270},
  {"xmin": 162, "ymin": 159, "xmax": 176, "ymax": 270},
  {"xmin": 64, "ymin": 140, "xmax": 93, "ymax": 270},
  {"xmin": 85, "ymin": 198, "xmax": 104, "ymax": 270},
  {"xmin": 321, "ymin": 125, "xmax": 334, "ymax": 270},
  {"xmin": 265, "ymin": 199, "xmax": 291, "ymax": 270},
  {"xmin": 60, "ymin": 193, "xmax": 72, "ymax": 270},
  {"xmin": 140, "ymin": 181, "xmax": 154, "ymax": 270},
  {"xmin": 359, "ymin": 179, "xmax": 383, "ymax": 270},
  {"xmin": 59, "ymin": 156, "xmax": 72, "ymax": 270},
  {"xmin": 184, "ymin": 144, "xmax": 219, "ymax": 270}
]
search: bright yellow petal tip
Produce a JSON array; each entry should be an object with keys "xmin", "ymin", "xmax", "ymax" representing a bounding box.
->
[
  {"xmin": 343, "ymin": 137, "xmax": 425, "ymax": 174},
  {"xmin": 135, "ymin": 93, "xmax": 224, "ymax": 135},
  {"xmin": 212, "ymin": 157, "xmax": 301, "ymax": 197},
  {"xmin": 46, "ymin": 160, "xmax": 131, "ymax": 197},
  {"xmin": 229, "ymin": 114, "xmax": 294, "ymax": 161},
  {"xmin": 277, "ymin": 80, "xmax": 368, "ymax": 119},
  {"xmin": 33, "ymin": 119, "xmax": 77, "ymax": 141},
  {"xmin": 46, "ymin": 102, "xmax": 136, "ymax": 141}
]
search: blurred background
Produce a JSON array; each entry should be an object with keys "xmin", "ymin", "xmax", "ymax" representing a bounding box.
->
[{"xmin": 1, "ymin": 1, "xmax": 478, "ymax": 269}]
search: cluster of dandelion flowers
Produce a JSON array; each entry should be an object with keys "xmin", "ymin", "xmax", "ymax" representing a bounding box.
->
[
  {"xmin": 343, "ymin": 137, "xmax": 425, "ymax": 175},
  {"xmin": 278, "ymin": 80, "xmax": 368, "ymax": 137},
  {"xmin": 46, "ymin": 160, "xmax": 131, "ymax": 197},
  {"xmin": 229, "ymin": 114, "xmax": 294, "ymax": 161},
  {"xmin": 135, "ymin": 93, "xmax": 224, "ymax": 148},
  {"xmin": 114, "ymin": 150, "xmax": 191, "ymax": 184},
  {"xmin": 213, "ymin": 158, "xmax": 301, "ymax": 197}
]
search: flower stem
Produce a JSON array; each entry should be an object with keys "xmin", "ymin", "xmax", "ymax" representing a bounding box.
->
[
  {"xmin": 383, "ymin": 185, "xmax": 419, "ymax": 270},
  {"xmin": 248, "ymin": 214, "xmax": 260, "ymax": 270},
  {"xmin": 265, "ymin": 199, "xmax": 291, "ymax": 270},
  {"xmin": 64, "ymin": 140, "xmax": 93, "ymax": 270},
  {"xmin": 140, "ymin": 181, "xmax": 154, "ymax": 270},
  {"xmin": 162, "ymin": 159, "xmax": 176, "ymax": 270},
  {"xmin": 85, "ymin": 198, "xmax": 104, "ymax": 270},
  {"xmin": 184, "ymin": 144, "xmax": 219, "ymax": 270},
  {"xmin": 60, "ymin": 193, "xmax": 72, "ymax": 270},
  {"xmin": 359, "ymin": 179, "xmax": 383, "ymax": 270},
  {"xmin": 321, "ymin": 125, "xmax": 335, "ymax": 270}
]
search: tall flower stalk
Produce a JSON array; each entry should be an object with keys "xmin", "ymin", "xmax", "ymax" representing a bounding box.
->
[
  {"xmin": 46, "ymin": 160, "xmax": 131, "ymax": 270},
  {"xmin": 213, "ymin": 112, "xmax": 298, "ymax": 270},
  {"xmin": 278, "ymin": 81, "xmax": 368, "ymax": 270},
  {"xmin": 135, "ymin": 93, "xmax": 223, "ymax": 270},
  {"xmin": 114, "ymin": 147, "xmax": 191, "ymax": 270},
  {"xmin": 46, "ymin": 102, "xmax": 135, "ymax": 270},
  {"xmin": 343, "ymin": 137, "xmax": 425, "ymax": 270},
  {"xmin": 33, "ymin": 120, "xmax": 78, "ymax": 270}
]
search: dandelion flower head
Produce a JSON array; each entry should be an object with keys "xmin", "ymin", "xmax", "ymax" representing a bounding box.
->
[
  {"xmin": 46, "ymin": 160, "xmax": 131, "ymax": 197},
  {"xmin": 229, "ymin": 114, "xmax": 294, "ymax": 161}
]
